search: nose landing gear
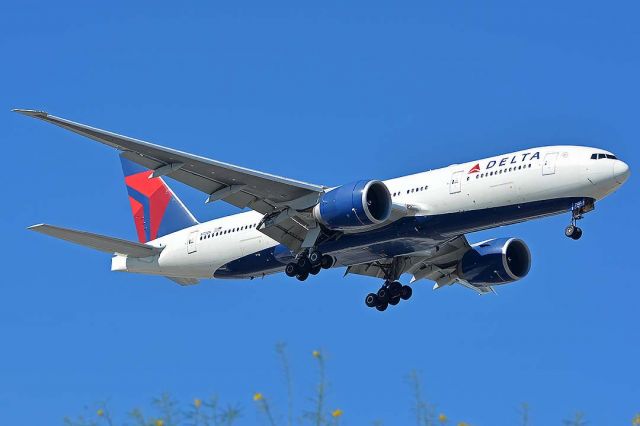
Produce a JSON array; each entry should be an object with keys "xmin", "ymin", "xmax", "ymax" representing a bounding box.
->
[
  {"xmin": 564, "ymin": 199, "xmax": 594, "ymax": 240},
  {"xmin": 365, "ymin": 281, "xmax": 413, "ymax": 312},
  {"xmin": 565, "ymin": 224, "xmax": 583, "ymax": 240}
]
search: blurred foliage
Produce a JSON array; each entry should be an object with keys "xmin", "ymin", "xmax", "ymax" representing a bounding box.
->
[{"xmin": 65, "ymin": 345, "xmax": 637, "ymax": 425}]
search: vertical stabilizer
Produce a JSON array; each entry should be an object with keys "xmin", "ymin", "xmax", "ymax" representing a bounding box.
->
[{"xmin": 120, "ymin": 154, "xmax": 198, "ymax": 243}]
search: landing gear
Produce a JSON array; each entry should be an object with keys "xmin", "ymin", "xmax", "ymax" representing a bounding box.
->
[
  {"xmin": 565, "ymin": 224, "xmax": 583, "ymax": 240},
  {"xmin": 285, "ymin": 250, "xmax": 334, "ymax": 281},
  {"xmin": 565, "ymin": 199, "xmax": 593, "ymax": 240},
  {"xmin": 365, "ymin": 281, "xmax": 412, "ymax": 312},
  {"xmin": 285, "ymin": 263, "xmax": 298, "ymax": 277}
]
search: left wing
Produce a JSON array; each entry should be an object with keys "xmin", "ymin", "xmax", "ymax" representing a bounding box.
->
[
  {"xmin": 345, "ymin": 235, "xmax": 494, "ymax": 294},
  {"xmin": 15, "ymin": 109, "xmax": 325, "ymax": 250}
]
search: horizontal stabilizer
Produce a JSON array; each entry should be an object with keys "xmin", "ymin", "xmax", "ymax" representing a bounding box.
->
[
  {"xmin": 28, "ymin": 224, "xmax": 163, "ymax": 258},
  {"xmin": 165, "ymin": 276, "xmax": 200, "ymax": 286}
]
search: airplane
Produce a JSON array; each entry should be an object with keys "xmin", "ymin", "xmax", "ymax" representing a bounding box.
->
[{"xmin": 15, "ymin": 109, "xmax": 631, "ymax": 311}]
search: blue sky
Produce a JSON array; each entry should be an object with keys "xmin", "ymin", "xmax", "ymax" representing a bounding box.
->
[{"xmin": 1, "ymin": 1, "xmax": 638, "ymax": 425}]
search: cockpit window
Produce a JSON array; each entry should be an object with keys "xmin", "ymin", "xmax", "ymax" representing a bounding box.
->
[{"xmin": 591, "ymin": 153, "xmax": 617, "ymax": 160}]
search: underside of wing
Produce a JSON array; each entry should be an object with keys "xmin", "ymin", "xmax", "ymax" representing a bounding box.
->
[
  {"xmin": 15, "ymin": 109, "xmax": 327, "ymax": 251},
  {"xmin": 14, "ymin": 110, "xmax": 324, "ymax": 215},
  {"xmin": 344, "ymin": 235, "xmax": 494, "ymax": 294}
]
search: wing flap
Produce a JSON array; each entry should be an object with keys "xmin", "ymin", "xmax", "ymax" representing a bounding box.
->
[{"xmin": 28, "ymin": 224, "xmax": 163, "ymax": 258}]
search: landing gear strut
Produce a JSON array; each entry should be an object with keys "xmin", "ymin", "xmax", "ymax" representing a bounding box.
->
[
  {"xmin": 365, "ymin": 281, "xmax": 412, "ymax": 312},
  {"xmin": 565, "ymin": 199, "xmax": 593, "ymax": 240},
  {"xmin": 285, "ymin": 250, "xmax": 334, "ymax": 281}
]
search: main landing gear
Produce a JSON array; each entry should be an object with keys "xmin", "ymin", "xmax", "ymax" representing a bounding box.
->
[
  {"xmin": 285, "ymin": 249, "xmax": 334, "ymax": 281},
  {"xmin": 365, "ymin": 281, "xmax": 413, "ymax": 312}
]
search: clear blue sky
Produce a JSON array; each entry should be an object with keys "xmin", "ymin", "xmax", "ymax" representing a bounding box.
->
[{"xmin": 1, "ymin": 1, "xmax": 638, "ymax": 425}]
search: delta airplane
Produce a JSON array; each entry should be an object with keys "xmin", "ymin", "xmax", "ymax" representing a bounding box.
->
[{"xmin": 16, "ymin": 109, "xmax": 630, "ymax": 311}]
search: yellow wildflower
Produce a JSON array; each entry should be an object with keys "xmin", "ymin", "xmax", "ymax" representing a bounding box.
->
[
  {"xmin": 312, "ymin": 350, "xmax": 321, "ymax": 358},
  {"xmin": 96, "ymin": 408, "xmax": 104, "ymax": 417},
  {"xmin": 155, "ymin": 420, "xmax": 164, "ymax": 426},
  {"xmin": 253, "ymin": 392, "xmax": 264, "ymax": 401},
  {"xmin": 331, "ymin": 409, "xmax": 343, "ymax": 417},
  {"xmin": 194, "ymin": 398, "xmax": 202, "ymax": 409},
  {"xmin": 633, "ymin": 413, "xmax": 640, "ymax": 425},
  {"xmin": 438, "ymin": 413, "xmax": 447, "ymax": 423},
  {"xmin": 457, "ymin": 422, "xmax": 469, "ymax": 426}
]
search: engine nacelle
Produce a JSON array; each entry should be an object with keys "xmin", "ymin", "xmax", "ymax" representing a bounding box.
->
[
  {"xmin": 457, "ymin": 238, "xmax": 531, "ymax": 285},
  {"xmin": 313, "ymin": 180, "xmax": 392, "ymax": 230}
]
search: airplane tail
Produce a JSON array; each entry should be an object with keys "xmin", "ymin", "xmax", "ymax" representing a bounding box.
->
[{"xmin": 120, "ymin": 154, "xmax": 198, "ymax": 243}]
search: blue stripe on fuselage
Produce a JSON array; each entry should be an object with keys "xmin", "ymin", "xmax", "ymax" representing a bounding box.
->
[{"xmin": 214, "ymin": 197, "xmax": 589, "ymax": 279}]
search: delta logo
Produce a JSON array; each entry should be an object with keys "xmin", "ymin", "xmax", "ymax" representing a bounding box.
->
[{"xmin": 467, "ymin": 152, "xmax": 541, "ymax": 174}]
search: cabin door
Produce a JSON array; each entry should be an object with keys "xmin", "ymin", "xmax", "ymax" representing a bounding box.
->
[
  {"xmin": 543, "ymin": 152, "xmax": 559, "ymax": 175},
  {"xmin": 449, "ymin": 171, "xmax": 463, "ymax": 194},
  {"xmin": 187, "ymin": 231, "xmax": 198, "ymax": 254}
]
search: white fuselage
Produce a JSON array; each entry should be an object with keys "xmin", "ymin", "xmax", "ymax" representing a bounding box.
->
[{"xmin": 112, "ymin": 145, "xmax": 629, "ymax": 279}]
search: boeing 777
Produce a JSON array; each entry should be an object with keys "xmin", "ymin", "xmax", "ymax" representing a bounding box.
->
[{"xmin": 15, "ymin": 109, "xmax": 631, "ymax": 311}]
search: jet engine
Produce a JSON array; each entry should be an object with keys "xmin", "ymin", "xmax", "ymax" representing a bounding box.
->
[
  {"xmin": 313, "ymin": 180, "xmax": 392, "ymax": 230},
  {"xmin": 457, "ymin": 238, "xmax": 531, "ymax": 285}
]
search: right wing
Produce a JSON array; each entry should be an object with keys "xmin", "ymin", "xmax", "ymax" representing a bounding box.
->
[
  {"xmin": 14, "ymin": 109, "xmax": 324, "ymax": 214},
  {"xmin": 28, "ymin": 224, "xmax": 163, "ymax": 258},
  {"xmin": 15, "ymin": 109, "xmax": 326, "ymax": 250}
]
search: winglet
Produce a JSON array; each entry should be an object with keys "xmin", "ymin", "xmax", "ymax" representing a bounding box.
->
[{"xmin": 12, "ymin": 109, "xmax": 49, "ymax": 118}]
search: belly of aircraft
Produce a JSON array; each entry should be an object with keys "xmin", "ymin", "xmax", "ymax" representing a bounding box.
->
[{"xmin": 214, "ymin": 197, "xmax": 588, "ymax": 279}]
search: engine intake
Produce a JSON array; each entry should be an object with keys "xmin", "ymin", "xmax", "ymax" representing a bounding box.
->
[
  {"xmin": 457, "ymin": 238, "xmax": 531, "ymax": 285},
  {"xmin": 313, "ymin": 180, "xmax": 392, "ymax": 230}
]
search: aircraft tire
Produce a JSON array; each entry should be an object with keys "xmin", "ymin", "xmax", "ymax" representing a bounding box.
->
[
  {"xmin": 375, "ymin": 302, "xmax": 388, "ymax": 312},
  {"xmin": 285, "ymin": 263, "xmax": 298, "ymax": 277},
  {"xmin": 365, "ymin": 293, "xmax": 378, "ymax": 307},
  {"xmin": 572, "ymin": 227, "xmax": 583, "ymax": 240},
  {"xmin": 377, "ymin": 287, "xmax": 390, "ymax": 303},
  {"xmin": 401, "ymin": 285, "xmax": 413, "ymax": 300}
]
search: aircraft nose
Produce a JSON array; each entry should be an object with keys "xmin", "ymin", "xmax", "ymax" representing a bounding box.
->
[{"xmin": 613, "ymin": 160, "xmax": 630, "ymax": 184}]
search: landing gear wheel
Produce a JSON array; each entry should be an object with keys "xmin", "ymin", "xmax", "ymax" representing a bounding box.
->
[
  {"xmin": 320, "ymin": 255, "xmax": 334, "ymax": 269},
  {"xmin": 389, "ymin": 281, "xmax": 402, "ymax": 298},
  {"xmin": 308, "ymin": 250, "xmax": 322, "ymax": 267},
  {"xmin": 572, "ymin": 227, "xmax": 583, "ymax": 240},
  {"xmin": 296, "ymin": 256, "xmax": 312, "ymax": 273},
  {"xmin": 296, "ymin": 271, "xmax": 309, "ymax": 281},
  {"xmin": 400, "ymin": 285, "xmax": 413, "ymax": 300},
  {"xmin": 565, "ymin": 224, "xmax": 578, "ymax": 238},
  {"xmin": 285, "ymin": 263, "xmax": 298, "ymax": 277},
  {"xmin": 388, "ymin": 296, "xmax": 400, "ymax": 306},
  {"xmin": 375, "ymin": 302, "xmax": 388, "ymax": 312},
  {"xmin": 365, "ymin": 293, "xmax": 378, "ymax": 308},
  {"xmin": 309, "ymin": 265, "xmax": 321, "ymax": 275},
  {"xmin": 377, "ymin": 287, "xmax": 390, "ymax": 303}
]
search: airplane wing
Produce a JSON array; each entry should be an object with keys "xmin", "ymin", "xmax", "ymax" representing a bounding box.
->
[
  {"xmin": 345, "ymin": 235, "xmax": 494, "ymax": 294},
  {"xmin": 15, "ymin": 109, "xmax": 325, "ymax": 250},
  {"xmin": 28, "ymin": 224, "xmax": 163, "ymax": 258}
]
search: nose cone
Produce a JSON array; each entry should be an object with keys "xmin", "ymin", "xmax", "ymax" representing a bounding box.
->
[{"xmin": 613, "ymin": 160, "xmax": 630, "ymax": 184}]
